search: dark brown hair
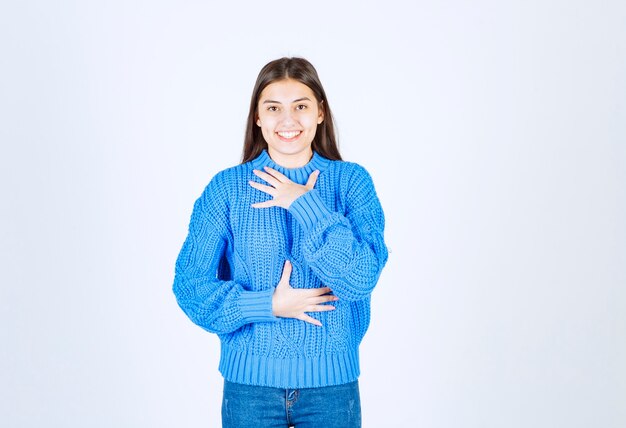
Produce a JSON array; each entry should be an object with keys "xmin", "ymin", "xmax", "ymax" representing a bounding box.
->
[{"xmin": 241, "ymin": 57, "xmax": 342, "ymax": 163}]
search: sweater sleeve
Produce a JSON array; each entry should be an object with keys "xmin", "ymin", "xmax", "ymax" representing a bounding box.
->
[
  {"xmin": 287, "ymin": 164, "xmax": 388, "ymax": 301},
  {"xmin": 173, "ymin": 172, "xmax": 278, "ymax": 334}
]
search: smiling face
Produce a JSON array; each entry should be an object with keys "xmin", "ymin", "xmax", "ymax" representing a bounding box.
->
[{"xmin": 256, "ymin": 78, "xmax": 324, "ymax": 168}]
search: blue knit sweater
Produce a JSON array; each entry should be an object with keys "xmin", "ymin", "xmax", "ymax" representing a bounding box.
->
[{"xmin": 173, "ymin": 149, "xmax": 388, "ymax": 388}]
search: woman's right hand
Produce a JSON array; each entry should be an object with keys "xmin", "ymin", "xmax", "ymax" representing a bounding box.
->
[{"xmin": 272, "ymin": 260, "xmax": 338, "ymax": 326}]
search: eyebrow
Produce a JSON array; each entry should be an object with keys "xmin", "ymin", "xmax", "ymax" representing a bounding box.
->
[{"xmin": 262, "ymin": 97, "xmax": 312, "ymax": 104}]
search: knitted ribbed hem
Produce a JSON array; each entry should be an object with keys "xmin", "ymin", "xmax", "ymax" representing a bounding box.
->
[
  {"xmin": 238, "ymin": 288, "xmax": 278, "ymax": 323},
  {"xmin": 218, "ymin": 346, "xmax": 360, "ymax": 389},
  {"xmin": 288, "ymin": 189, "xmax": 332, "ymax": 232}
]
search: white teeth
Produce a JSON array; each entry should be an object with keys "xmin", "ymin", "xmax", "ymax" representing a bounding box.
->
[{"xmin": 277, "ymin": 131, "xmax": 301, "ymax": 139}]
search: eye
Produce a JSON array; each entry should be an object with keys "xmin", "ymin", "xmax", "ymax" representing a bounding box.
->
[
  {"xmin": 267, "ymin": 105, "xmax": 279, "ymax": 112},
  {"xmin": 296, "ymin": 104, "xmax": 307, "ymax": 110}
]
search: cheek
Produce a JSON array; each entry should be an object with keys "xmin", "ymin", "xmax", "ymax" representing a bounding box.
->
[
  {"xmin": 260, "ymin": 125, "xmax": 274, "ymax": 139},
  {"xmin": 259, "ymin": 116, "xmax": 275, "ymax": 131},
  {"xmin": 302, "ymin": 114, "xmax": 320, "ymax": 129}
]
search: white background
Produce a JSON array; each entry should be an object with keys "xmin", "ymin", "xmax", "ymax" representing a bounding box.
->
[{"xmin": 1, "ymin": 1, "xmax": 625, "ymax": 427}]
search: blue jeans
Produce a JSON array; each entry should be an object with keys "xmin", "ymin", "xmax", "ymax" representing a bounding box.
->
[{"xmin": 221, "ymin": 379, "xmax": 361, "ymax": 428}]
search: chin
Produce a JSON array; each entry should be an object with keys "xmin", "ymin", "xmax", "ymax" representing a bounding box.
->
[{"xmin": 271, "ymin": 143, "xmax": 311, "ymax": 154}]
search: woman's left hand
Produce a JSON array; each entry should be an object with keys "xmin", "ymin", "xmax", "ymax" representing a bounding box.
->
[{"xmin": 249, "ymin": 167, "xmax": 319, "ymax": 209}]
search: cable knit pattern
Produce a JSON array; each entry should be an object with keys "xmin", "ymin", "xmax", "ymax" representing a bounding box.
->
[{"xmin": 173, "ymin": 149, "xmax": 388, "ymax": 388}]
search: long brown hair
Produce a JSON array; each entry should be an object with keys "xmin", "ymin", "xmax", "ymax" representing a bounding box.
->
[{"xmin": 241, "ymin": 57, "xmax": 342, "ymax": 163}]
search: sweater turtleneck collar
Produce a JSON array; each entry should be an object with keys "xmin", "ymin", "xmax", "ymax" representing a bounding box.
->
[{"xmin": 250, "ymin": 149, "xmax": 331, "ymax": 185}]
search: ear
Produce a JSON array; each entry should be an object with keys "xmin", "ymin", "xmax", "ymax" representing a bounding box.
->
[
  {"xmin": 317, "ymin": 101, "xmax": 325, "ymax": 124},
  {"xmin": 256, "ymin": 116, "xmax": 261, "ymax": 127}
]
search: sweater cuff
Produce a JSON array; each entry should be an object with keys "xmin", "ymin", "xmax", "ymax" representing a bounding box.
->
[
  {"xmin": 288, "ymin": 189, "xmax": 333, "ymax": 231},
  {"xmin": 238, "ymin": 288, "xmax": 278, "ymax": 323}
]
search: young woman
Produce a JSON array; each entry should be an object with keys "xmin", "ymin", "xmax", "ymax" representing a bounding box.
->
[{"xmin": 173, "ymin": 57, "xmax": 388, "ymax": 427}]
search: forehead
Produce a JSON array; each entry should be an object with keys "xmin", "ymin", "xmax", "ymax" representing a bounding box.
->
[{"xmin": 259, "ymin": 79, "xmax": 317, "ymax": 103}]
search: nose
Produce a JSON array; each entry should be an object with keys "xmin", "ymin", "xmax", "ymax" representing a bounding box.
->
[{"xmin": 280, "ymin": 111, "xmax": 297, "ymax": 127}]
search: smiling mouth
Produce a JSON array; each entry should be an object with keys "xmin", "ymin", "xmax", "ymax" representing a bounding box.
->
[{"xmin": 276, "ymin": 131, "xmax": 302, "ymax": 139}]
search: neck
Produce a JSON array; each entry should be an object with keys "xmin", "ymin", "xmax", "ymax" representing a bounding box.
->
[
  {"xmin": 251, "ymin": 148, "xmax": 330, "ymax": 185},
  {"xmin": 267, "ymin": 148, "xmax": 313, "ymax": 169}
]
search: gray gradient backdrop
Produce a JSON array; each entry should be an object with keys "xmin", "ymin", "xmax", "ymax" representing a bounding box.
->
[{"xmin": 1, "ymin": 1, "xmax": 625, "ymax": 427}]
